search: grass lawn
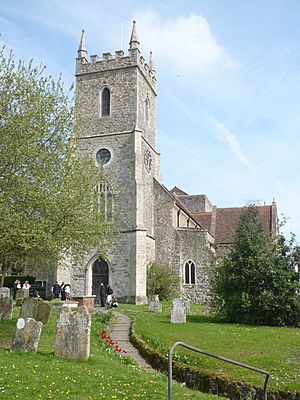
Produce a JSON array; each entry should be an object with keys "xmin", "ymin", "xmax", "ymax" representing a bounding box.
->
[
  {"xmin": 0, "ymin": 306, "xmax": 219, "ymax": 400},
  {"xmin": 118, "ymin": 303, "xmax": 300, "ymax": 394}
]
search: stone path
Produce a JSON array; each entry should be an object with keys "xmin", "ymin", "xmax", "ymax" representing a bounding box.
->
[{"xmin": 110, "ymin": 311, "xmax": 154, "ymax": 372}]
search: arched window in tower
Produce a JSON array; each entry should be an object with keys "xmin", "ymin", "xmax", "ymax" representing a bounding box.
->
[
  {"xmin": 184, "ymin": 260, "xmax": 196, "ymax": 285},
  {"xmin": 145, "ymin": 95, "xmax": 150, "ymax": 125},
  {"xmin": 101, "ymin": 87, "xmax": 111, "ymax": 117},
  {"xmin": 94, "ymin": 181, "xmax": 114, "ymax": 220}
]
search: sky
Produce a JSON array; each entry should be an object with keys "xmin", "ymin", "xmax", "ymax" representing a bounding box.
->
[{"xmin": 1, "ymin": 0, "xmax": 300, "ymax": 240}]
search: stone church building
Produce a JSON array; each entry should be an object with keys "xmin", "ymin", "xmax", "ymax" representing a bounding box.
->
[{"xmin": 57, "ymin": 22, "xmax": 278, "ymax": 304}]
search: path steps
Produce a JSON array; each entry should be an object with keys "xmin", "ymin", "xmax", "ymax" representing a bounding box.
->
[{"xmin": 110, "ymin": 311, "xmax": 154, "ymax": 372}]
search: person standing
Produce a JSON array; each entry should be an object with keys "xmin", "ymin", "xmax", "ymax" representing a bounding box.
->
[
  {"xmin": 60, "ymin": 282, "xmax": 66, "ymax": 300},
  {"xmin": 106, "ymin": 284, "xmax": 113, "ymax": 305},
  {"xmin": 64, "ymin": 283, "xmax": 71, "ymax": 300},
  {"xmin": 100, "ymin": 283, "xmax": 106, "ymax": 307},
  {"xmin": 13, "ymin": 279, "xmax": 21, "ymax": 299},
  {"xmin": 51, "ymin": 281, "xmax": 61, "ymax": 299}
]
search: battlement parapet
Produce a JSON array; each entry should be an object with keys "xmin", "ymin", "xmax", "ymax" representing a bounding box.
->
[{"xmin": 76, "ymin": 48, "xmax": 156, "ymax": 87}]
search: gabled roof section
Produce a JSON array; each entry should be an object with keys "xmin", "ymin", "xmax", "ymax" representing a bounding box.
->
[
  {"xmin": 170, "ymin": 186, "xmax": 189, "ymax": 196},
  {"xmin": 154, "ymin": 180, "xmax": 203, "ymax": 229},
  {"xmin": 192, "ymin": 212, "xmax": 213, "ymax": 233},
  {"xmin": 192, "ymin": 203, "xmax": 278, "ymax": 245}
]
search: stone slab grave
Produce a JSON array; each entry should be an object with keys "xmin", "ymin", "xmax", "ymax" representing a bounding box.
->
[
  {"xmin": 0, "ymin": 287, "xmax": 10, "ymax": 298},
  {"xmin": 12, "ymin": 318, "xmax": 43, "ymax": 352},
  {"xmin": 171, "ymin": 298, "xmax": 186, "ymax": 323},
  {"xmin": 148, "ymin": 294, "xmax": 162, "ymax": 313},
  {"xmin": 0, "ymin": 297, "xmax": 13, "ymax": 320},
  {"xmin": 55, "ymin": 306, "xmax": 91, "ymax": 360}
]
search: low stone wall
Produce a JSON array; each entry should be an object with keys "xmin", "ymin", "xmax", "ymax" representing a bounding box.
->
[{"xmin": 129, "ymin": 322, "xmax": 299, "ymax": 400}]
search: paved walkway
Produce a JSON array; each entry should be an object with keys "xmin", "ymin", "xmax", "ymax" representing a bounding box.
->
[{"xmin": 110, "ymin": 311, "xmax": 155, "ymax": 372}]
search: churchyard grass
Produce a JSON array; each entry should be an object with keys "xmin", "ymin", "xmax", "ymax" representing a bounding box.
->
[
  {"xmin": 0, "ymin": 306, "xmax": 218, "ymax": 399},
  {"xmin": 118, "ymin": 303, "xmax": 300, "ymax": 394}
]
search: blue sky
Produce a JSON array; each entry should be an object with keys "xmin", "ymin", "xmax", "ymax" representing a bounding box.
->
[{"xmin": 1, "ymin": 0, "xmax": 300, "ymax": 239}]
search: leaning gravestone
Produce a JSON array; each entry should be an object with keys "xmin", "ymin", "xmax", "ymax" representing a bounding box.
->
[
  {"xmin": 171, "ymin": 298, "xmax": 186, "ymax": 323},
  {"xmin": 148, "ymin": 295, "xmax": 162, "ymax": 313},
  {"xmin": 12, "ymin": 318, "xmax": 43, "ymax": 352},
  {"xmin": 19, "ymin": 297, "xmax": 39, "ymax": 320},
  {"xmin": 55, "ymin": 306, "xmax": 91, "ymax": 360},
  {"xmin": 0, "ymin": 287, "xmax": 10, "ymax": 298},
  {"xmin": 183, "ymin": 300, "xmax": 190, "ymax": 315},
  {"xmin": 0, "ymin": 297, "xmax": 13, "ymax": 320},
  {"xmin": 36, "ymin": 302, "xmax": 52, "ymax": 324}
]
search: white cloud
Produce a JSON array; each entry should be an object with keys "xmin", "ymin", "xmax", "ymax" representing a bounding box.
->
[
  {"xmin": 212, "ymin": 119, "xmax": 253, "ymax": 170},
  {"xmin": 136, "ymin": 10, "xmax": 234, "ymax": 75}
]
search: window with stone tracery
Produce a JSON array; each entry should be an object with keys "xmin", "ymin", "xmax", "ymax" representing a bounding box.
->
[
  {"xmin": 184, "ymin": 260, "xmax": 196, "ymax": 285},
  {"xmin": 94, "ymin": 182, "xmax": 113, "ymax": 220}
]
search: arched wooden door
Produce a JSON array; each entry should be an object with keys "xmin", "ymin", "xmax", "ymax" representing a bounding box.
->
[{"xmin": 92, "ymin": 259, "xmax": 109, "ymax": 304}]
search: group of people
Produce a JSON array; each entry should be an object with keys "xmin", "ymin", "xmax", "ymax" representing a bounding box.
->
[
  {"xmin": 99, "ymin": 283, "xmax": 118, "ymax": 308},
  {"xmin": 51, "ymin": 281, "xmax": 71, "ymax": 300},
  {"xmin": 13, "ymin": 279, "xmax": 39, "ymax": 299}
]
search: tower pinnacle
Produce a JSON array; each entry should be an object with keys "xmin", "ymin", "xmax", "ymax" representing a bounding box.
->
[
  {"xmin": 129, "ymin": 20, "xmax": 139, "ymax": 50},
  {"xmin": 149, "ymin": 51, "xmax": 155, "ymax": 72},
  {"xmin": 78, "ymin": 29, "xmax": 87, "ymax": 59}
]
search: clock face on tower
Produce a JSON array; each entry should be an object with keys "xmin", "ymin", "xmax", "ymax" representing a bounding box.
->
[
  {"xmin": 96, "ymin": 148, "xmax": 111, "ymax": 165},
  {"xmin": 144, "ymin": 149, "xmax": 152, "ymax": 173}
]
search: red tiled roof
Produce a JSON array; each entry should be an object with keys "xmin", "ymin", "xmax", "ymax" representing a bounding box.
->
[
  {"xmin": 192, "ymin": 205, "xmax": 275, "ymax": 244},
  {"xmin": 192, "ymin": 212, "xmax": 212, "ymax": 232}
]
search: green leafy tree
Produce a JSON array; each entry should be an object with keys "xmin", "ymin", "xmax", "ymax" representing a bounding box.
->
[
  {"xmin": 213, "ymin": 205, "xmax": 300, "ymax": 326},
  {"xmin": 0, "ymin": 47, "xmax": 115, "ymax": 286},
  {"xmin": 147, "ymin": 261, "xmax": 180, "ymax": 300}
]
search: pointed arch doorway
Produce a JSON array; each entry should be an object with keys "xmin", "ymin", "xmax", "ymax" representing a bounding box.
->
[{"xmin": 92, "ymin": 259, "xmax": 109, "ymax": 304}]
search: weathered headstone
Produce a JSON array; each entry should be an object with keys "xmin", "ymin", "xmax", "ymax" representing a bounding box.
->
[
  {"xmin": 55, "ymin": 306, "xmax": 91, "ymax": 360},
  {"xmin": 171, "ymin": 298, "xmax": 186, "ymax": 323},
  {"xmin": 19, "ymin": 297, "xmax": 38, "ymax": 320},
  {"xmin": 73, "ymin": 306, "xmax": 91, "ymax": 360},
  {"xmin": 36, "ymin": 302, "xmax": 52, "ymax": 324},
  {"xmin": 16, "ymin": 289, "xmax": 29, "ymax": 300},
  {"xmin": 12, "ymin": 318, "xmax": 43, "ymax": 352},
  {"xmin": 183, "ymin": 300, "xmax": 190, "ymax": 315},
  {"xmin": 0, "ymin": 287, "xmax": 10, "ymax": 298},
  {"xmin": 148, "ymin": 295, "xmax": 162, "ymax": 313},
  {"xmin": 0, "ymin": 297, "xmax": 13, "ymax": 320}
]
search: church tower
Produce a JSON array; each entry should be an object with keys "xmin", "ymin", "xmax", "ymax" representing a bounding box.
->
[{"xmin": 74, "ymin": 22, "xmax": 160, "ymax": 303}]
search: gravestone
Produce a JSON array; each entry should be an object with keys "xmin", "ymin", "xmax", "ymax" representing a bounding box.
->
[
  {"xmin": 12, "ymin": 318, "xmax": 43, "ymax": 352},
  {"xmin": 0, "ymin": 287, "xmax": 10, "ymax": 298},
  {"xmin": 171, "ymin": 298, "xmax": 186, "ymax": 323},
  {"xmin": 0, "ymin": 297, "xmax": 13, "ymax": 320},
  {"xmin": 16, "ymin": 289, "xmax": 29, "ymax": 301},
  {"xmin": 73, "ymin": 306, "xmax": 91, "ymax": 360},
  {"xmin": 183, "ymin": 300, "xmax": 190, "ymax": 315},
  {"xmin": 36, "ymin": 302, "xmax": 51, "ymax": 324},
  {"xmin": 19, "ymin": 297, "xmax": 38, "ymax": 320},
  {"xmin": 55, "ymin": 306, "xmax": 91, "ymax": 360},
  {"xmin": 148, "ymin": 295, "xmax": 162, "ymax": 313}
]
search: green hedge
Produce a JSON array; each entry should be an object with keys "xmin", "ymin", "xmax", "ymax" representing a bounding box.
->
[{"xmin": 3, "ymin": 275, "xmax": 35, "ymax": 287}]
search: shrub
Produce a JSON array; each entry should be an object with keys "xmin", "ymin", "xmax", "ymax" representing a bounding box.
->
[{"xmin": 147, "ymin": 261, "xmax": 180, "ymax": 300}]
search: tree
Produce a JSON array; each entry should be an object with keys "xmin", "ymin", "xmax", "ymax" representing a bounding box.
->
[
  {"xmin": 147, "ymin": 262, "xmax": 180, "ymax": 300},
  {"xmin": 0, "ymin": 48, "xmax": 115, "ymax": 286},
  {"xmin": 213, "ymin": 205, "xmax": 300, "ymax": 326}
]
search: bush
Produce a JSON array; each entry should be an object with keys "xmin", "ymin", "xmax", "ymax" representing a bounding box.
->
[
  {"xmin": 147, "ymin": 262, "xmax": 180, "ymax": 300},
  {"xmin": 3, "ymin": 275, "xmax": 35, "ymax": 287}
]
